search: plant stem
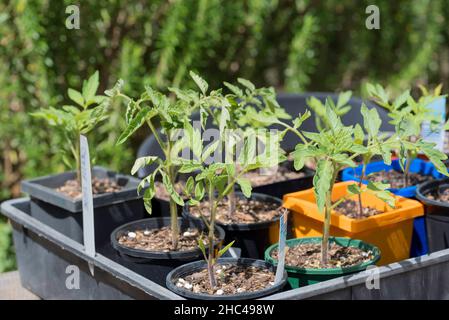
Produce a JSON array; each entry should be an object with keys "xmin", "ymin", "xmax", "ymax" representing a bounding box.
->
[
  {"xmin": 321, "ymin": 163, "xmax": 337, "ymax": 267},
  {"xmin": 207, "ymin": 183, "xmax": 217, "ymax": 288},
  {"xmin": 357, "ymin": 163, "xmax": 367, "ymax": 219},
  {"xmin": 321, "ymin": 190, "xmax": 332, "ymax": 267},
  {"xmin": 227, "ymin": 174, "xmax": 236, "ymax": 218},
  {"xmin": 404, "ymin": 150, "xmax": 412, "ymax": 187},
  {"xmin": 167, "ymin": 140, "xmax": 179, "ymax": 250}
]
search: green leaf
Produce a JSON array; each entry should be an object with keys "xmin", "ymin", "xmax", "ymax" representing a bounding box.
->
[
  {"xmin": 82, "ymin": 71, "xmax": 99, "ymax": 102},
  {"xmin": 68, "ymin": 89, "xmax": 84, "ymax": 107},
  {"xmin": 217, "ymin": 241, "xmax": 235, "ymax": 258},
  {"xmin": 223, "ymin": 82, "xmax": 243, "ymax": 97},
  {"xmin": 418, "ymin": 141, "xmax": 449, "ymax": 177},
  {"xmin": 185, "ymin": 176, "xmax": 194, "ymax": 195},
  {"xmin": 354, "ymin": 124, "xmax": 364, "ymax": 144},
  {"xmin": 162, "ymin": 172, "xmax": 184, "ymax": 206},
  {"xmin": 202, "ymin": 140, "xmax": 219, "ymax": 162},
  {"xmin": 237, "ymin": 78, "xmax": 256, "ymax": 91},
  {"xmin": 125, "ymin": 100, "xmax": 138, "ymax": 124},
  {"xmin": 194, "ymin": 181, "xmax": 205, "ymax": 200},
  {"xmin": 347, "ymin": 184, "xmax": 361, "ymax": 195},
  {"xmin": 179, "ymin": 162, "xmax": 203, "ymax": 173},
  {"xmin": 190, "ymin": 71, "xmax": 208, "ymax": 94},
  {"xmin": 143, "ymin": 174, "xmax": 155, "ymax": 214},
  {"xmin": 367, "ymin": 180, "xmax": 390, "ymax": 192},
  {"xmin": 373, "ymin": 190, "xmax": 395, "ymax": 208},
  {"xmin": 116, "ymin": 108, "xmax": 151, "ymax": 145},
  {"xmin": 131, "ymin": 156, "xmax": 158, "ymax": 175},
  {"xmin": 236, "ymin": 177, "xmax": 252, "ymax": 198},
  {"xmin": 361, "ymin": 103, "xmax": 381, "ymax": 137},
  {"xmin": 313, "ymin": 159, "xmax": 334, "ymax": 213},
  {"xmin": 336, "ymin": 91, "xmax": 352, "ymax": 109},
  {"xmin": 293, "ymin": 110, "xmax": 311, "ymax": 129}
]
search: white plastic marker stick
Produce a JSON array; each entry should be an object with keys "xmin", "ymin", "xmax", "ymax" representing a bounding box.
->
[
  {"xmin": 80, "ymin": 135, "xmax": 95, "ymax": 276},
  {"xmin": 275, "ymin": 209, "xmax": 288, "ymax": 284}
]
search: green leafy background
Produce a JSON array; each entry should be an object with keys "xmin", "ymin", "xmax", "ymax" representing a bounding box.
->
[{"xmin": 1, "ymin": 0, "xmax": 448, "ymax": 272}]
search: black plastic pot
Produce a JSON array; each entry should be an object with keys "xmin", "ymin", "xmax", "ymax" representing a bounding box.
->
[
  {"xmin": 416, "ymin": 179, "xmax": 449, "ymax": 253},
  {"xmin": 183, "ymin": 192, "xmax": 283, "ymax": 259},
  {"xmin": 110, "ymin": 217, "xmax": 225, "ymax": 286},
  {"xmin": 243, "ymin": 162, "xmax": 314, "ymax": 200},
  {"xmin": 166, "ymin": 258, "xmax": 287, "ymax": 300},
  {"xmin": 20, "ymin": 166, "xmax": 145, "ymax": 247}
]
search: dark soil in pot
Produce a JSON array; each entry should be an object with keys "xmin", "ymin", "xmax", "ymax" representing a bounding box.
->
[
  {"xmin": 20, "ymin": 166, "xmax": 146, "ymax": 246},
  {"xmin": 183, "ymin": 192, "xmax": 284, "ymax": 259},
  {"xmin": 56, "ymin": 177, "xmax": 122, "ymax": 198},
  {"xmin": 265, "ymin": 237, "xmax": 380, "ymax": 288},
  {"xmin": 333, "ymin": 199, "xmax": 383, "ymax": 219},
  {"xmin": 110, "ymin": 217, "xmax": 225, "ymax": 286},
  {"xmin": 241, "ymin": 161, "xmax": 314, "ymax": 199},
  {"xmin": 166, "ymin": 258, "xmax": 287, "ymax": 300},
  {"xmin": 269, "ymin": 240, "xmax": 376, "ymax": 269},
  {"xmin": 368, "ymin": 170, "xmax": 432, "ymax": 189},
  {"xmin": 417, "ymin": 179, "xmax": 449, "ymax": 252}
]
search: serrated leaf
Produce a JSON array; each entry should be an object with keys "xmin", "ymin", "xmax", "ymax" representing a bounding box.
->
[
  {"xmin": 354, "ymin": 124, "xmax": 364, "ymax": 144},
  {"xmin": 131, "ymin": 156, "xmax": 158, "ymax": 175},
  {"xmin": 361, "ymin": 103, "xmax": 381, "ymax": 137},
  {"xmin": 293, "ymin": 110, "xmax": 311, "ymax": 129},
  {"xmin": 217, "ymin": 241, "xmax": 235, "ymax": 258},
  {"xmin": 195, "ymin": 181, "xmax": 205, "ymax": 200},
  {"xmin": 179, "ymin": 162, "xmax": 203, "ymax": 173},
  {"xmin": 237, "ymin": 78, "xmax": 255, "ymax": 91},
  {"xmin": 185, "ymin": 176, "xmax": 194, "ymax": 195},
  {"xmin": 125, "ymin": 100, "xmax": 138, "ymax": 124},
  {"xmin": 117, "ymin": 108, "xmax": 151, "ymax": 145},
  {"xmin": 190, "ymin": 71, "xmax": 208, "ymax": 94},
  {"xmin": 347, "ymin": 184, "xmax": 361, "ymax": 195},
  {"xmin": 82, "ymin": 71, "xmax": 99, "ymax": 102},
  {"xmin": 162, "ymin": 172, "xmax": 184, "ymax": 206},
  {"xmin": 237, "ymin": 177, "xmax": 252, "ymax": 198},
  {"xmin": 373, "ymin": 190, "xmax": 396, "ymax": 208},
  {"xmin": 68, "ymin": 88, "xmax": 84, "ymax": 107},
  {"xmin": 313, "ymin": 159, "xmax": 334, "ymax": 213},
  {"xmin": 224, "ymin": 82, "xmax": 243, "ymax": 97},
  {"xmin": 202, "ymin": 140, "xmax": 219, "ymax": 162},
  {"xmin": 367, "ymin": 180, "xmax": 390, "ymax": 192}
]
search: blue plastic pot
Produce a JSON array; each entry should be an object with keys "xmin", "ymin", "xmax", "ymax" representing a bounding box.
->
[{"xmin": 341, "ymin": 158, "xmax": 446, "ymax": 257}]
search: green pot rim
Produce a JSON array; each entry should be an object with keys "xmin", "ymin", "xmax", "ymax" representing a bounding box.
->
[{"xmin": 264, "ymin": 237, "xmax": 381, "ymax": 275}]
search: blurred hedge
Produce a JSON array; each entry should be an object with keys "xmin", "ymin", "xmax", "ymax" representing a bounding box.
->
[{"xmin": 0, "ymin": 0, "xmax": 448, "ymax": 271}]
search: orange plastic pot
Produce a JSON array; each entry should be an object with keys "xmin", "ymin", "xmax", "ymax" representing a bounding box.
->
[{"xmin": 283, "ymin": 181, "xmax": 424, "ymax": 265}]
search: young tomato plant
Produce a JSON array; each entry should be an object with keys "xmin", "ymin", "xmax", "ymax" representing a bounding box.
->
[
  {"xmin": 290, "ymin": 100, "xmax": 395, "ymax": 266},
  {"xmin": 114, "ymin": 71, "xmax": 226, "ymax": 250},
  {"xmin": 352, "ymin": 104, "xmax": 400, "ymax": 218},
  {"xmin": 216, "ymin": 78, "xmax": 290, "ymax": 217},
  {"xmin": 367, "ymin": 83, "xmax": 448, "ymax": 186},
  {"xmin": 179, "ymin": 118, "xmax": 277, "ymax": 288},
  {"xmin": 31, "ymin": 71, "xmax": 108, "ymax": 183},
  {"xmin": 306, "ymin": 91, "xmax": 353, "ymax": 131}
]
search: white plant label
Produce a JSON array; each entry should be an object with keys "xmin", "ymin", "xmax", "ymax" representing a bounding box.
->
[
  {"xmin": 80, "ymin": 134, "xmax": 95, "ymax": 276},
  {"xmin": 275, "ymin": 210, "xmax": 288, "ymax": 284}
]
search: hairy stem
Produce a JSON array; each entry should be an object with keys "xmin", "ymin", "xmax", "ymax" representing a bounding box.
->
[
  {"xmin": 321, "ymin": 191, "xmax": 332, "ymax": 267},
  {"xmin": 167, "ymin": 140, "xmax": 179, "ymax": 250},
  {"xmin": 404, "ymin": 150, "xmax": 412, "ymax": 188},
  {"xmin": 207, "ymin": 183, "xmax": 217, "ymax": 288},
  {"xmin": 358, "ymin": 163, "xmax": 367, "ymax": 218},
  {"xmin": 321, "ymin": 163, "xmax": 338, "ymax": 267}
]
